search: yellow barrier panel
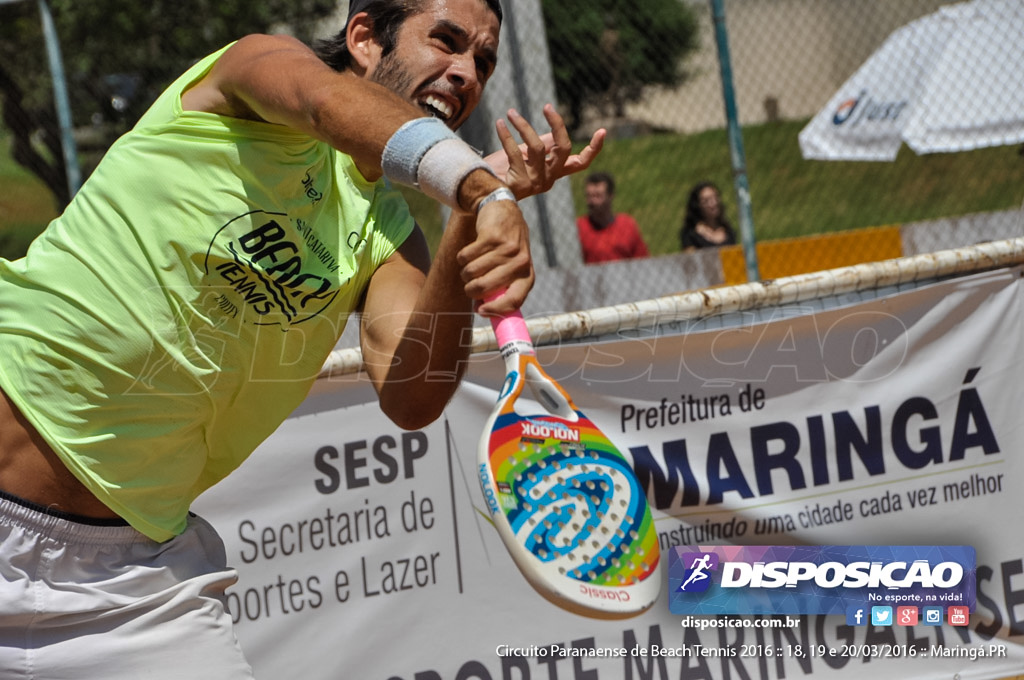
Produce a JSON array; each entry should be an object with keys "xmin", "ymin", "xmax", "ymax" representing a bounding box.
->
[{"xmin": 719, "ymin": 225, "xmax": 903, "ymax": 285}]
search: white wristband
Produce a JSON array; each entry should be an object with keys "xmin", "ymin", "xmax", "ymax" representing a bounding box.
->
[
  {"xmin": 416, "ymin": 138, "xmax": 494, "ymax": 208},
  {"xmin": 476, "ymin": 187, "xmax": 517, "ymax": 212},
  {"xmin": 381, "ymin": 117, "xmax": 456, "ymax": 186},
  {"xmin": 381, "ymin": 117, "xmax": 494, "ymax": 209}
]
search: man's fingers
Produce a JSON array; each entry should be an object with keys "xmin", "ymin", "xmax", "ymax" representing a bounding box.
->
[
  {"xmin": 584, "ymin": 128, "xmax": 607, "ymax": 158},
  {"xmin": 563, "ymin": 128, "xmax": 607, "ymax": 174},
  {"xmin": 507, "ymin": 109, "xmax": 548, "ymax": 168},
  {"xmin": 474, "ymin": 279, "xmax": 531, "ymax": 317},
  {"xmin": 457, "ymin": 201, "xmax": 533, "ymax": 311},
  {"xmin": 495, "ymin": 119, "xmax": 526, "ymax": 172},
  {"xmin": 541, "ymin": 104, "xmax": 572, "ymax": 164},
  {"xmin": 491, "ymin": 106, "xmax": 605, "ymax": 199},
  {"xmin": 461, "ymin": 254, "xmax": 533, "ymax": 314}
]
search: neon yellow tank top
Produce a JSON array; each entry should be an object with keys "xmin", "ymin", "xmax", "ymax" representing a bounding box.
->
[{"xmin": 0, "ymin": 46, "xmax": 415, "ymax": 541}]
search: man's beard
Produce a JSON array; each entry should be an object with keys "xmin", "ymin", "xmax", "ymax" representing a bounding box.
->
[
  {"xmin": 370, "ymin": 51, "xmax": 416, "ymax": 105},
  {"xmin": 369, "ymin": 50, "xmax": 459, "ymax": 128}
]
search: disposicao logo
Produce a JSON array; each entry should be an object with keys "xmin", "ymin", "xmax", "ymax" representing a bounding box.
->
[
  {"xmin": 677, "ymin": 552, "xmax": 720, "ymax": 593},
  {"xmin": 668, "ymin": 545, "xmax": 975, "ymax": 616}
]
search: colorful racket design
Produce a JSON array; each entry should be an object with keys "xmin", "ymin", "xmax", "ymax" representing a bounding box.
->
[{"xmin": 478, "ymin": 310, "xmax": 661, "ymax": 618}]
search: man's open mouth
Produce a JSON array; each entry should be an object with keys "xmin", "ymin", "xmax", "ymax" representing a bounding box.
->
[{"xmin": 419, "ymin": 94, "xmax": 454, "ymax": 122}]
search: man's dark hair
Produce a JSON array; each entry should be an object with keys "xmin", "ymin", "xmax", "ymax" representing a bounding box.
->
[
  {"xmin": 585, "ymin": 171, "xmax": 615, "ymax": 195},
  {"xmin": 314, "ymin": 0, "xmax": 503, "ymax": 72}
]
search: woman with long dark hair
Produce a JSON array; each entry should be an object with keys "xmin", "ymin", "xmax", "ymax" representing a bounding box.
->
[{"xmin": 680, "ymin": 181, "xmax": 737, "ymax": 251}]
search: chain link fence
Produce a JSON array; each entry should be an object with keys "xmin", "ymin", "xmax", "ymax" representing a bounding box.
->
[{"xmin": 1, "ymin": 0, "xmax": 1022, "ymax": 311}]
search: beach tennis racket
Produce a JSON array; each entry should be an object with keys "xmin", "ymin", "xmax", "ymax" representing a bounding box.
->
[{"xmin": 477, "ymin": 308, "xmax": 661, "ymax": 618}]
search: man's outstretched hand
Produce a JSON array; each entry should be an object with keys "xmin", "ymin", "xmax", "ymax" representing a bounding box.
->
[{"xmin": 486, "ymin": 103, "xmax": 605, "ymax": 200}]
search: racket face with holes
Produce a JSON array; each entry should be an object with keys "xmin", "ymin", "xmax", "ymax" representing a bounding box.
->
[{"xmin": 478, "ymin": 352, "xmax": 661, "ymax": 618}]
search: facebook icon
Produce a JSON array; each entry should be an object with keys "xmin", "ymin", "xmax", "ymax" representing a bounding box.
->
[{"xmin": 846, "ymin": 605, "xmax": 867, "ymax": 626}]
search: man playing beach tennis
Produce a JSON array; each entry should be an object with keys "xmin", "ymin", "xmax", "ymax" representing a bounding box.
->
[{"xmin": 0, "ymin": 0, "xmax": 603, "ymax": 676}]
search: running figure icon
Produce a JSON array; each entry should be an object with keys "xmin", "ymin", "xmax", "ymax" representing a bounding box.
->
[{"xmin": 681, "ymin": 554, "xmax": 714, "ymax": 591}]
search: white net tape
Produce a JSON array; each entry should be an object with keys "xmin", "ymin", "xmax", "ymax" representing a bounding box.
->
[{"xmin": 318, "ymin": 237, "xmax": 1024, "ymax": 379}]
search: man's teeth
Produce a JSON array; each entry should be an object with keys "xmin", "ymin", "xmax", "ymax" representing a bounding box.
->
[{"xmin": 423, "ymin": 96, "xmax": 453, "ymax": 120}]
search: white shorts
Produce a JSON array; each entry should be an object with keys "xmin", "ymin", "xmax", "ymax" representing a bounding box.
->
[{"xmin": 0, "ymin": 492, "xmax": 254, "ymax": 679}]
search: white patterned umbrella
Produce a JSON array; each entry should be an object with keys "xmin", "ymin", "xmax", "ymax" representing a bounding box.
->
[{"xmin": 799, "ymin": 0, "xmax": 1024, "ymax": 161}]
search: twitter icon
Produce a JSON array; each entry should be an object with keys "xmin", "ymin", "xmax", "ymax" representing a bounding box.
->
[{"xmin": 871, "ymin": 606, "xmax": 893, "ymax": 626}]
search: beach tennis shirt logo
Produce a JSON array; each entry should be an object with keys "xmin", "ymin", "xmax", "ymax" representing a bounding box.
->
[
  {"xmin": 204, "ymin": 210, "xmax": 344, "ymax": 328},
  {"xmin": 678, "ymin": 552, "xmax": 719, "ymax": 593}
]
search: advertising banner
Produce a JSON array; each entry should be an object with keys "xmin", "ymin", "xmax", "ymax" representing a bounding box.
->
[
  {"xmin": 668, "ymin": 545, "xmax": 977, "ymax": 616},
  {"xmin": 195, "ymin": 266, "xmax": 1024, "ymax": 679}
]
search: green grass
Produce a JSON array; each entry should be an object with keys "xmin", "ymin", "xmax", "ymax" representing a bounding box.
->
[
  {"xmin": 0, "ymin": 134, "xmax": 58, "ymax": 260},
  {"xmin": 4, "ymin": 120, "xmax": 1022, "ymax": 261},
  {"xmin": 570, "ymin": 119, "xmax": 1024, "ymax": 255}
]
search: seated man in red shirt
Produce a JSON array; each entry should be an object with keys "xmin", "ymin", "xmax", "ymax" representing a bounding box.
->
[{"xmin": 575, "ymin": 171, "xmax": 650, "ymax": 264}]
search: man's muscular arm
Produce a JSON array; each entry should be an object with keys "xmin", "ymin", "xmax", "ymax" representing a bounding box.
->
[{"xmin": 181, "ymin": 34, "xmax": 423, "ymax": 182}]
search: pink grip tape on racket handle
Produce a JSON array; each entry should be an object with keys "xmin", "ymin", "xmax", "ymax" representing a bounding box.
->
[
  {"xmin": 485, "ymin": 291, "xmax": 533, "ymax": 349},
  {"xmin": 491, "ymin": 311, "xmax": 532, "ymax": 348}
]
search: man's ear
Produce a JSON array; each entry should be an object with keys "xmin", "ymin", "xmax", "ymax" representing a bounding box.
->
[{"xmin": 346, "ymin": 12, "xmax": 382, "ymax": 75}]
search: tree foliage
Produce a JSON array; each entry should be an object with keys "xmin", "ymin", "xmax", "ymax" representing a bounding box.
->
[
  {"xmin": 541, "ymin": 0, "xmax": 700, "ymax": 134},
  {"xmin": 0, "ymin": 0, "xmax": 337, "ymax": 208}
]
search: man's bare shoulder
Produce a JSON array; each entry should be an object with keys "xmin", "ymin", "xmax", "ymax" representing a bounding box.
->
[{"xmin": 180, "ymin": 34, "xmax": 307, "ymax": 120}]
